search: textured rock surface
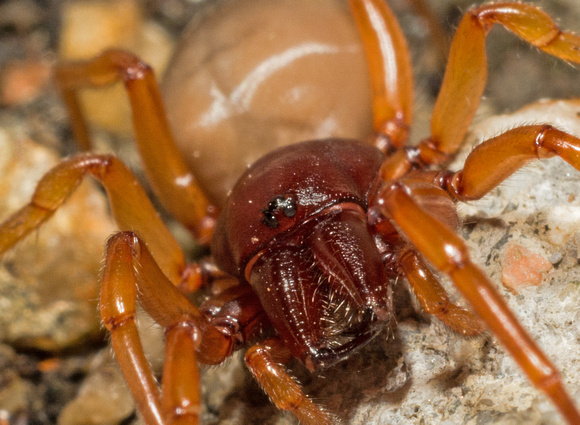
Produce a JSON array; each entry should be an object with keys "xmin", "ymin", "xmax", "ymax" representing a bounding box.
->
[{"xmin": 0, "ymin": 124, "xmax": 115, "ymax": 351}]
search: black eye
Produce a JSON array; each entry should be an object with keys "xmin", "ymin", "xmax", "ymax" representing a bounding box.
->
[
  {"xmin": 262, "ymin": 210, "xmax": 279, "ymax": 228},
  {"xmin": 279, "ymin": 197, "xmax": 297, "ymax": 218},
  {"xmin": 268, "ymin": 196, "xmax": 284, "ymax": 211},
  {"xmin": 261, "ymin": 195, "xmax": 297, "ymax": 228}
]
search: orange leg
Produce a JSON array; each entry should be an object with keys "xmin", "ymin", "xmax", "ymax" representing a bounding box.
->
[
  {"xmin": 100, "ymin": 232, "xmax": 236, "ymax": 425},
  {"xmin": 440, "ymin": 124, "xmax": 580, "ymax": 201},
  {"xmin": 0, "ymin": 153, "xmax": 184, "ymax": 285},
  {"xmin": 245, "ymin": 338, "xmax": 333, "ymax": 425},
  {"xmin": 348, "ymin": 0, "xmax": 414, "ymax": 149},
  {"xmin": 162, "ymin": 324, "xmax": 201, "ymax": 425},
  {"xmin": 54, "ymin": 50, "xmax": 217, "ymax": 243},
  {"xmin": 418, "ymin": 3, "xmax": 580, "ymax": 165},
  {"xmin": 100, "ymin": 233, "xmax": 163, "ymax": 425},
  {"xmin": 378, "ymin": 182, "xmax": 580, "ymax": 424},
  {"xmin": 398, "ymin": 249, "xmax": 485, "ymax": 337}
]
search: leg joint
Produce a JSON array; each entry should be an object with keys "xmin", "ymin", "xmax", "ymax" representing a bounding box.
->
[
  {"xmin": 102, "ymin": 49, "xmax": 153, "ymax": 82},
  {"xmin": 530, "ymin": 27, "xmax": 562, "ymax": 48},
  {"xmin": 534, "ymin": 124, "xmax": 555, "ymax": 158},
  {"xmin": 466, "ymin": 8, "xmax": 491, "ymax": 33},
  {"xmin": 165, "ymin": 319, "xmax": 201, "ymax": 348},
  {"xmin": 105, "ymin": 231, "xmax": 140, "ymax": 255},
  {"xmin": 102, "ymin": 312, "xmax": 135, "ymax": 331},
  {"xmin": 415, "ymin": 137, "xmax": 453, "ymax": 167}
]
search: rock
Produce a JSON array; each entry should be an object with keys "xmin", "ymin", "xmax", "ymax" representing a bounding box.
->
[
  {"xmin": 0, "ymin": 345, "xmax": 33, "ymax": 415},
  {"xmin": 501, "ymin": 243, "xmax": 553, "ymax": 292},
  {"xmin": 0, "ymin": 59, "xmax": 52, "ymax": 106},
  {"xmin": 0, "ymin": 123, "xmax": 115, "ymax": 351},
  {"xmin": 58, "ymin": 358, "xmax": 135, "ymax": 425}
]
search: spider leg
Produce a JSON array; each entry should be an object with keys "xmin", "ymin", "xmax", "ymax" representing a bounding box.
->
[
  {"xmin": 398, "ymin": 248, "xmax": 484, "ymax": 337},
  {"xmin": 100, "ymin": 233, "xmax": 163, "ymax": 425},
  {"xmin": 101, "ymin": 232, "xmax": 236, "ymax": 425},
  {"xmin": 245, "ymin": 337, "xmax": 333, "ymax": 425},
  {"xmin": 54, "ymin": 50, "xmax": 217, "ymax": 243},
  {"xmin": 377, "ymin": 181, "xmax": 580, "ymax": 424},
  {"xmin": 415, "ymin": 3, "xmax": 580, "ymax": 166},
  {"xmin": 162, "ymin": 322, "xmax": 201, "ymax": 425},
  {"xmin": 348, "ymin": 0, "xmax": 413, "ymax": 149},
  {"xmin": 437, "ymin": 124, "xmax": 580, "ymax": 201},
  {"xmin": 0, "ymin": 154, "xmax": 184, "ymax": 285}
]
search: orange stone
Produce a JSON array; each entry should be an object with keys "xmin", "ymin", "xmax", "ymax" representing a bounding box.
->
[{"xmin": 501, "ymin": 243, "xmax": 552, "ymax": 292}]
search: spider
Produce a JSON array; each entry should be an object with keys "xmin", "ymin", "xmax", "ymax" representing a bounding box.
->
[{"xmin": 1, "ymin": 0, "xmax": 580, "ymax": 424}]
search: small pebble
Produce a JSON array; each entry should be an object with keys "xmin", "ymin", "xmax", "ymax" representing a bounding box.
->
[
  {"xmin": 548, "ymin": 251, "xmax": 564, "ymax": 265},
  {"xmin": 0, "ymin": 60, "xmax": 52, "ymax": 106},
  {"xmin": 501, "ymin": 243, "xmax": 552, "ymax": 292}
]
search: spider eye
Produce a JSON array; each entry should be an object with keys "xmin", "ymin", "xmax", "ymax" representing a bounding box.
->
[
  {"xmin": 261, "ymin": 195, "xmax": 297, "ymax": 228},
  {"xmin": 262, "ymin": 210, "xmax": 279, "ymax": 228},
  {"xmin": 279, "ymin": 198, "xmax": 297, "ymax": 218}
]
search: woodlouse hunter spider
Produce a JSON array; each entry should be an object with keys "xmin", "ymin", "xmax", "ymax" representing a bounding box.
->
[{"xmin": 2, "ymin": 0, "xmax": 580, "ymax": 424}]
